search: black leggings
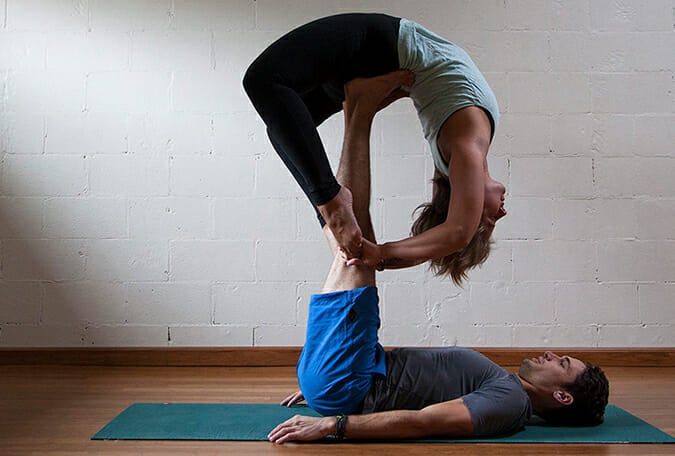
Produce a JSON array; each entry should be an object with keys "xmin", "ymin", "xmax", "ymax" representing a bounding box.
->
[{"xmin": 243, "ymin": 13, "xmax": 400, "ymax": 223}]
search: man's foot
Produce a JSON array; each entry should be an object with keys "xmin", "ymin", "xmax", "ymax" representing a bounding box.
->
[
  {"xmin": 343, "ymin": 70, "xmax": 415, "ymax": 117},
  {"xmin": 317, "ymin": 185, "xmax": 362, "ymax": 260}
]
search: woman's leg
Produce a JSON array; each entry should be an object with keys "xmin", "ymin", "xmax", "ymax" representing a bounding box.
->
[{"xmin": 243, "ymin": 13, "xmax": 399, "ymax": 255}]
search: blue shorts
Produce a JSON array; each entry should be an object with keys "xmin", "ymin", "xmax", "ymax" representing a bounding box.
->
[{"xmin": 296, "ymin": 286, "xmax": 386, "ymax": 416}]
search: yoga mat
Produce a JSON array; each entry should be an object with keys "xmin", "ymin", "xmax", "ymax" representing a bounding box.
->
[{"xmin": 92, "ymin": 403, "xmax": 675, "ymax": 443}]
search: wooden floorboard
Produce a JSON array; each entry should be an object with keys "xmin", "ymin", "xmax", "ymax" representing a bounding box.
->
[
  {"xmin": 0, "ymin": 365, "xmax": 673, "ymax": 455},
  {"xmin": 1, "ymin": 347, "xmax": 673, "ymax": 367}
]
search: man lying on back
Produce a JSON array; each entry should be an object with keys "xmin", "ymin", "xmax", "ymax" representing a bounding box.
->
[{"xmin": 268, "ymin": 73, "xmax": 609, "ymax": 443}]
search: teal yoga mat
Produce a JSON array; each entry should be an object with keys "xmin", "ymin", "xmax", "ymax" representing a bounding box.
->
[{"xmin": 92, "ymin": 403, "xmax": 675, "ymax": 443}]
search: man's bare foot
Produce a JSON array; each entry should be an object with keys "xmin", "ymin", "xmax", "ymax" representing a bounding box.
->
[
  {"xmin": 317, "ymin": 186, "xmax": 362, "ymax": 259},
  {"xmin": 344, "ymin": 70, "xmax": 416, "ymax": 116}
]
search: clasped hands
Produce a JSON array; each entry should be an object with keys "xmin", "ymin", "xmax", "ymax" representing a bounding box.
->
[{"xmin": 342, "ymin": 238, "xmax": 383, "ymax": 270}]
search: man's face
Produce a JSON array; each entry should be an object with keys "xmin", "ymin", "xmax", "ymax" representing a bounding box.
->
[{"xmin": 518, "ymin": 351, "xmax": 587, "ymax": 393}]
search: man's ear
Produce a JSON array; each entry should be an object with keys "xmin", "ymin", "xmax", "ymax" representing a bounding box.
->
[{"xmin": 553, "ymin": 390, "xmax": 574, "ymax": 406}]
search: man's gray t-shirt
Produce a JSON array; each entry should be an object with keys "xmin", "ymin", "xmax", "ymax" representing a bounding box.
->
[{"xmin": 360, "ymin": 347, "xmax": 532, "ymax": 436}]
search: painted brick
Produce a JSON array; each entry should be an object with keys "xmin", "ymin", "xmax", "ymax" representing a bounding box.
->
[
  {"xmin": 552, "ymin": 0, "xmax": 591, "ymax": 31},
  {"xmin": 556, "ymin": 282, "xmax": 638, "ymax": 325},
  {"xmin": 500, "ymin": 198, "xmax": 553, "ymax": 240},
  {"xmin": 507, "ymin": 0, "xmax": 553, "ymax": 30},
  {"xmin": 0, "ymin": 281, "xmax": 43, "ymax": 324},
  {"xmin": 46, "ymin": 30, "xmax": 130, "ymax": 71},
  {"xmin": 629, "ymin": 33, "xmax": 675, "ymax": 71},
  {"xmin": 596, "ymin": 158, "xmax": 675, "ymax": 198},
  {"xmin": 172, "ymin": 0, "xmax": 255, "ymax": 31},
  {"xmin": 510, "ymin": 157, "xmax": 594, "ymax": 198},
  {"xmin": 468, "ymin": 242, "xmax": 513, "ymax": 282},
  {"xmin": 212, "ymin": 112, "xmax": 269, "ymax": 158},
  {"xmin": 591, "ymin": 115, "xmax": 634, "ymax": 157},
  {"xmin": 638, "ymin": 283, "xmax": 675, "ymax": 324},
  {"xmin": 129, "ymin": 197, "xmax": 211, "ymax": 240},
  {"xmin": 89, "ymin": 0, "xmax": 171, "ymax": 31},
  {"xmin": 598, "ymin": 240, "xmax": 675, "ymax": 282},
  {"xmin": 128, "ymin": 113, "xmax": 211, "ymax": 155},
  {"xmin": 173, "ymin": 70, "xmax": 249, "ymax": 114},
  {"xmin": 127, "ymin": 282, "xmax": 211, "ymax": 324},
  {"xmin": 46, "ymin": 113, "xmax": 128, "ymax": 155},
  {"xmin": 375, "ymin": 113, "xmax": 428, "ymax": 158},
  {"xmin": 551, "ymin": 114, "xmax": 592, "ymax": 156},
  {"xmin": 214, "ymin": 282, "xmax": 296, "ymax": 325},
  {"xmin": 170, "ymin": 155, "xmax": 254, "ymax": 197},
  {"xmin": 0, "ymin": 31, "xmax": 47, "ymax": 70},
  {"xmin": 86, "ymin": 240, "xmax": 168, "ymax": 281},
  {"xmin": 43, "ymin": 281, "xmax": 127, "ymax": 324},
  {"xmin": 90, "ymin": 155, "xmax": 169, "ymax": 197},
  {"xmin": 634, "ymin": 116, "xmax": 675, "ymax": 157},
  {"xmin": 169, "ymin": 325, "xmax": 252, "ymax": 347},
  {"xmin": 131, "ymin": 30, "xmax": 211, "ymax": 71},
  {"xmin": 45, "ymin": 198, "xmax": 127, "ymax": 238},
  {"xmin": 0, "ymin": 324, "xmax": 84, "ymax": 347},
  {"xmin": 254, "ymin": 153, "xmax": 304, "ymax": 198},
  {"xmin": 513, "ymin": 240, "xmax": 596, "ymax": 282},
  {"xmin": 380, "ymin": 197, "xmax": 422, "ymax": 242},
  {"xmin": 170, "ymin": 240, "xmax": 255, "ymax": 281},
  {"xmin": 0, "ymin": 197, "xmax": 44, "ymax": 239},
  {"xmin": 597, "ymin": 325, "xmax": 672, "ymax": 347},
  {"xmin": 381, "ymin": 282, "xmax": 428, "ymax": 326},
  {"xmin": 83, "ymin": 325, "xmax": 168, "ymax": 346},
  {"xmin": 255, "ymin": 240, "xmax": 331, "ymax": 282},
  {"xmin": 400, "ymin": 0, "xmax": 506, "ymax": 34},
  {"xmin": 214, "ymin": 197, "xmax": 296, "ymax": 241},
  {"xmin": 7, "ymin": 71, "xmax": 85, "ymax": 113},
  {"xmin": 254, "ymin": 325, "xmax": 306, "ymax": 346},
  {"xmin": 497, "ymin": 113, "xmax": 551, "ymax": 156},
  {"xmin": 591, "ymin": 73, "xmax": 673, "ymax": 114},
  {"xmin": 86, "ymin": 71, "xmax": 171, "ymax": 113},
  {"xmin": 3, "ymin": 239, "xmax": 86, "ymax": 280},
  {"xmin": 636, "ymin": 200, "xmax": 675, "ymax": 240},
  {"xmin": 470, "ymin": 282, "xmax": 555, "ymax": 325},
  {"xmin": 590, "ymin": 0, "xmax": 673, "ymax": 32},
  {"xmin": 6, "ymin": 0, "xmax": 88, "ymax": 31},
  {"xmin": 374, "ymin": 155, "xmax": 426, "ymax": 199},
  {"xmin": 1, "ymin": 155, "xmax": 86, "ymax": 197}
]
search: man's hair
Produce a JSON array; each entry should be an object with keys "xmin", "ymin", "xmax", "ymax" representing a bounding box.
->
[
  {"xmin": 411, "ymin": 175, "xmax": 492, "ymax": 286},
  {"xmin": 538, "ymin": 363, "xmax": 610, "ymax": 427}
]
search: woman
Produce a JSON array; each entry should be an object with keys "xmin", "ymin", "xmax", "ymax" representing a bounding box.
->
[{"xmin": 243, "ymin": 13, "xmax": 507, "ymax": 285}]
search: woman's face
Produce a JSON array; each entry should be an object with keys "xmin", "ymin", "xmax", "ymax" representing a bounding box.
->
[{"xmin": 482, "ymin": 177, "xmax": 507, "ymax": 236}]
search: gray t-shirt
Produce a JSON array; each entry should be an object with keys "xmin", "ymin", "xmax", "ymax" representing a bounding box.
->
[{"xmin": 360, "ymin": 347, "xmax": 532, "ymax": 436}]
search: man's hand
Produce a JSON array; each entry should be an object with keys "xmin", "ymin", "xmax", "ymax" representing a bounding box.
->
[
  {"xmin": 280, "ymin": 391, "xmax": 305, "ymax": 407},
  {"xmin": 267, "ymin": 414, "xmax": 334, "ymax": 444}
]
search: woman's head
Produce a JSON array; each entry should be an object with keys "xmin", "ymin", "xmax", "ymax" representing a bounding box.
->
[{"xmin": 411, "ymin": 175, "xmax": 506, "ymax": 286}]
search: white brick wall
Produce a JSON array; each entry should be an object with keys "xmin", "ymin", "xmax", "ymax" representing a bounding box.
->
[{"xmin": 1, "ymin": 0, "xmax": 673, "ymax": 347}]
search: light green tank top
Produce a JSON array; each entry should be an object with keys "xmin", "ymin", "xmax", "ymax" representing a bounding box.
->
[{"xmin": 398, "ymin": 19, "xmax": 500, "ymax": 177}]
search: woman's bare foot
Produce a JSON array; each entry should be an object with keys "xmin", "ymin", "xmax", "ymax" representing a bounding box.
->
[
  {"xmin": 317, "ymin": 185, "xmax": 362, "ymax": 259},
  {"xmin": 344, "ymin": 70, "xmax": 415, "ymax": 116}
]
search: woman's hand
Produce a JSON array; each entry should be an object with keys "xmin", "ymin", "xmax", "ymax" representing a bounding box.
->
[
  {"xmin": 345, "ymin": 239, "xmax": 382, "ymax": 269},
  {"xmin": 280, "ymin": 391, "xmax": 305, "ymax": 407},
  {"xmin": 268, "ymin": 415, "xmax": 334, "ymax": 444}
]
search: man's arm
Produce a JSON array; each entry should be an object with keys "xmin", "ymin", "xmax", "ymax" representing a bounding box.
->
[{"xmin": 268, "ymin": 398, "xmax": 474, "ymax": 444}]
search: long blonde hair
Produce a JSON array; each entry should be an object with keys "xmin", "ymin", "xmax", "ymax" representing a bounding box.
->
[{"xmin": 411, "ymin": 175, "xmax": 492, "ymax": 286}]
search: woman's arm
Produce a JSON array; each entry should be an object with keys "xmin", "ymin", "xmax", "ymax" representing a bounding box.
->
[
  {"xmin": 268, "ymin": 398, "xmax": 474, "ymax": 444},
  {"xmin": 348, "ymin": 107, "xmax": 491, "ymax": 269}
]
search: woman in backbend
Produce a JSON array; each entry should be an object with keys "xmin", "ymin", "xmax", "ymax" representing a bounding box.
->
[{"xmin": 243, "ymin": 13, "xmax": 507, "ymax": 285}]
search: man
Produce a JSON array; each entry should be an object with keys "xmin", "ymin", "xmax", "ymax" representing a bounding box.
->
[{"xmin": 267, "ymin": 72, "xmax": 609, "ymax": 444}]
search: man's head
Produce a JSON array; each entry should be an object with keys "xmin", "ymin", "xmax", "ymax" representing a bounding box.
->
[{"xmin": 518, "ymin": 351, "xmax": 609, "ymax": 426}]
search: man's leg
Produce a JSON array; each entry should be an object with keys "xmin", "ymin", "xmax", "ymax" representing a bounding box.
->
[
  {"xmin": 296, "ymin": 70, "xmax": 414, "ymax": 416},
  {"xmin": 321, "ymin": 70, "xmax": 415, "ymax": 293}
]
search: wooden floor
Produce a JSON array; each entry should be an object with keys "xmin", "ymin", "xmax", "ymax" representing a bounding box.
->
[{"xmin": 1, "ymin": 364, "xmax": 673, "ymax": 455}]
